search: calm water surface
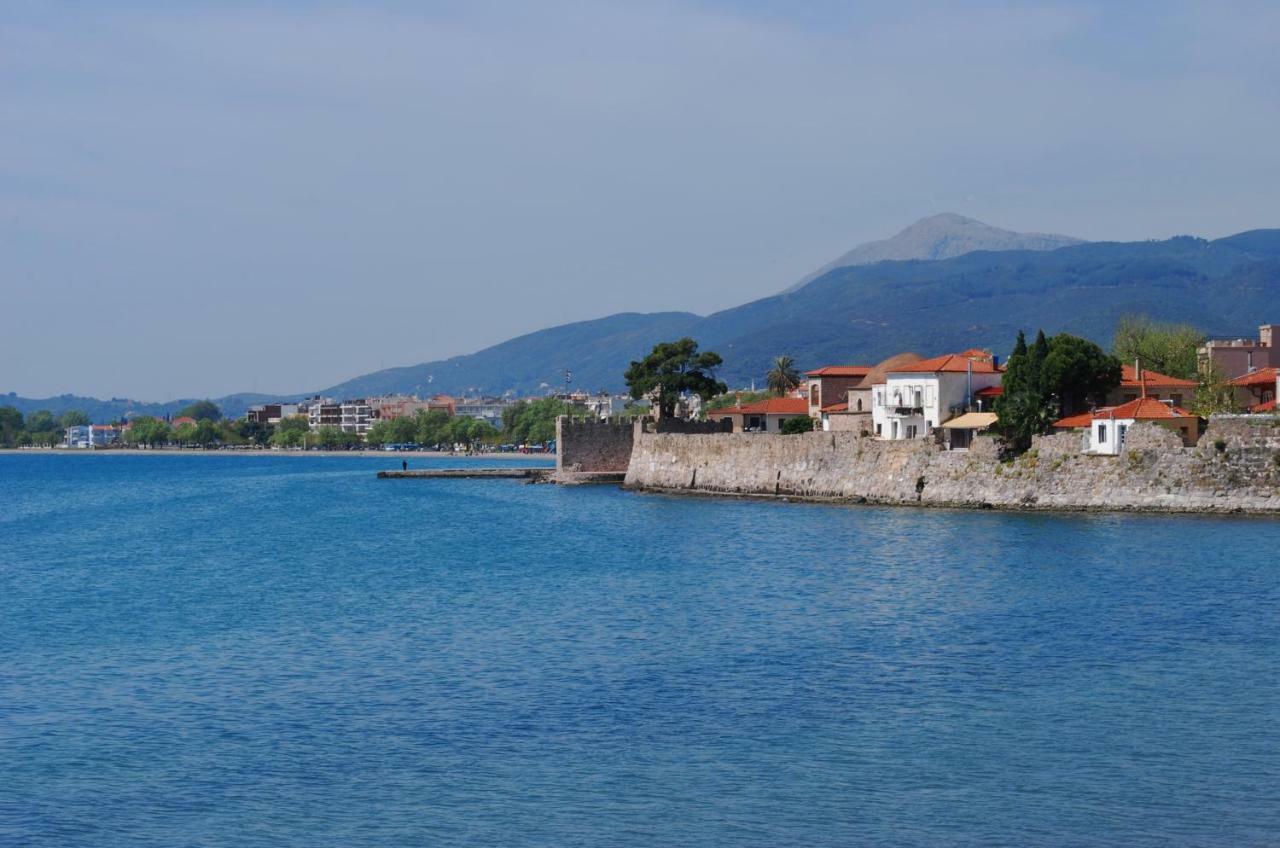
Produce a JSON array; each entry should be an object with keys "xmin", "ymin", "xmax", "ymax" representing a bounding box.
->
[{"xmin": 2, "ymin": 453, "xmax": 1278, "ymax": 846}]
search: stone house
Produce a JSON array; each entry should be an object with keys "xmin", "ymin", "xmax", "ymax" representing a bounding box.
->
[{"xmin": 804, "ymin": 366, "xmax": 872, "ymax": 419}]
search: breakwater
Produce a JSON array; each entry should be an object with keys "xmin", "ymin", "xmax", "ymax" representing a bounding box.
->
[{"xmin": 623, "ymin": 417, "xmax": 1280, "ymax": 513}]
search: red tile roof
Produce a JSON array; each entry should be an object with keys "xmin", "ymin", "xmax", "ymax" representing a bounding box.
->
[
  {"xmin": 171, "ymin": 416, "xmax": 198, "ymax": 426},
  {"xmin": 889, "ymin": 351, "xmax": 1001, "ymax": 374},
  {"xmin": 975, "ymin": 385, "xmax": 1004, "ymax": 397},
  {"xmin": 805, "ymin": 365, "xmax": 873, "ymax": 378},
  {"xmin": 1226, "ymin": 367, "xmax": 1280, "ymax": 388},
  {"xmin": 820, "ymin": 401, "xmax": 851, "ymax": 413},
  {"xmin": 1250, "ymin": 399, "xmax": 1276, "ymax": 413},
  {"xmin": 708, "ymin": 397, "xmax": 811, "ymax": 416},
  {"xmin": 1120, "ymin": 364, "xmax": 1197, "ymax": 388},
  {"xmin": 1053, "ymin": 397, "xmax": 1195, "ymax": 428}
]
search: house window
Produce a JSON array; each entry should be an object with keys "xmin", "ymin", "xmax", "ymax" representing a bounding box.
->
[
  {"xmin": 875, "ymin": 423, "xmax": 882, "ymax": 435},
  {"xmin": 1118, "ymin": 424, "xmax": 1127, "ymax": 447},
  {"xmin": 905, "ymin": 424, "xmax": 918, "ymax": 439},
  {"xmin": 913, "ymin": 388, "xmax": 923, "ymax": 407},
  {"xmin": 1097, "ymin": 424, "xmax": 1107, "ymax": 444},
  {"xmin": 810, "ymin": 385, "xmax": 819, "ymax": 405},
  {"xmin": 856, "ymin": 398, "xmax": 863, "ymax": 411},
  {"xmin": 1171, "ymin": 394, "xmax": 1183, "ymax": 406}
]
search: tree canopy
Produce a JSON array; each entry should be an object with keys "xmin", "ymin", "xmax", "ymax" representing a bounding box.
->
[
  {"xmin": 1112, "ymin": 315, "xmax": 1204, "ymax": 380},
  {"xmin": 58, "ymin": 410, "xmax": 90, "ymax": 428},
  {"xmin": 996, "ymin": 329, "xmax": 1122, "ymax": 451},
  {"xmin": 178, "ymin": 400, "xmax": 222, "ymax": 421},
  {"xmin": 624, "ymin": 338, "xmax": 726, "ymax": 418},
  {"xmin": 502, "ymin": 398, "xmax": 584, "ymax": 445}
]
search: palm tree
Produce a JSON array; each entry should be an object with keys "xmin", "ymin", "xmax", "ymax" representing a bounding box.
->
[{"xmin": 766, "ymin": 355, "xmax": 802, "ymax": 396}]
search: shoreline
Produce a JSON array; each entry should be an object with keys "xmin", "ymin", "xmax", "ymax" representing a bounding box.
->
[
  {"xmin": 0, "ymin": 447, "xmax": 552, "ymax": 460},
  {"xmin": 623, "ymin": 483, "xmax": 1280, "ymax": 518}
]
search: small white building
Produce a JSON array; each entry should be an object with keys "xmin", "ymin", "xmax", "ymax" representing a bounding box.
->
[
  {"xmin": 871, "ymin": 350, "xmax": 1003, "ymax": 440},
  {"xmin": 1053, "ymin": 397, "xmax": 1199, "ymax": 454}
]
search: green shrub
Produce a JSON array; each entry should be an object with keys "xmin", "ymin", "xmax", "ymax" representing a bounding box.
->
[{"xmin": 780, "ymin": 416, "xmax": 816, "ymax": 435}]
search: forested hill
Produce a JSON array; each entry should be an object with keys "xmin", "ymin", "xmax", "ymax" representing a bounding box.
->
[
  {"xmin": 8, "ymin": 228, "xmax": 1280, "ymax": 411},
  {"xmin": 322, "ymin": 229, "xmax": 1280, "ymax": 396}
]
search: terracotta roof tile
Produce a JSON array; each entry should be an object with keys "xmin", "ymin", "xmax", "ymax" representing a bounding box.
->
[
  {"xmin": 1120, "ymin": 364, "xmax": 1197, "ymax": 388},
  {"xmin": 1053, "ymin": 396, "xmax": 1195, "ymax": 427},
  {"xmin": 888, "ymin": 351, "xmax": 1001, "ymax": 374},
  {"xmin": 1227, "ymin": 367, "xmax": 1280, "ymax": 388},
  {"xmin": 804, "ymin": 365, "xmax": 873, "ymax": 378},
  {"xmin": 708, "ymin": 397, "xmax": 811, "ymax": 416}
]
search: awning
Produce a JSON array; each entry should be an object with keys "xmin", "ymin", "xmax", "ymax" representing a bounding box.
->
[{"xmin": 940, "ymin": 412, "xmax": 998, "ymax": 429}]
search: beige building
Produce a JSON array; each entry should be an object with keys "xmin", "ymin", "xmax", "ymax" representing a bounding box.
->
[
  {"xmin": 1199, "ymin": 324, "xmax": 1280, "ymax": 380},
  {"xmin": 706, "ymin": 397, "xmax": 811, "ymax": 433}
]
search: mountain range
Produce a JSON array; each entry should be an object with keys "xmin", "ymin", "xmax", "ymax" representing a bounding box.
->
[{"xmin": 6, "ymin": 215, "xmax": 1279, "ymax": 420}]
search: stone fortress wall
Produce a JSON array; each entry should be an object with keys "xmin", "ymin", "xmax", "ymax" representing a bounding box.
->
[{"xmin": 622, "ymin": 417, "xmax": 1280, "ymax": 514}]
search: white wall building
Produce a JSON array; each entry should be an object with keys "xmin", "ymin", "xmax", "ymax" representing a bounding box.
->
[
  {"xmin": 871, "ymin": 350, "xmax": 1003, "ymax": 440},
  {"xmin": 64, "ymin": 424, "xmax": 120, "ymax": 448}
]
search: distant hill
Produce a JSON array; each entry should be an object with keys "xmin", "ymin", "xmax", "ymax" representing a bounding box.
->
[
  {"xmin": 783, "ymin": 213, "xmax": 1084, "ymax": 293},
  {"xmin": 0, "ymin": 392, "xmax": 288, "ymax": 422},
  {"xmin": 9, "ymin": 223, "xmax": 1280, "ymax": 416},
  {"xmin": 321, "ymin": 311, "xmax": 700, "ymax": 399},
  {"xmin": 316, "ymin": 229, "xmax": 1280, "ymax": 397}
]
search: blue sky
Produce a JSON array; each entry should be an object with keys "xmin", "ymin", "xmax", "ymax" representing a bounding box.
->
[{"xmin": 3, "ymin": 1, "xmax": 1278, "ymax": 399}]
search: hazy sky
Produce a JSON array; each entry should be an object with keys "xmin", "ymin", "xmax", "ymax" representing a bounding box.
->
[{"xmin": 3, "ymin": 1, "xmax": 1278, "ymax": 399}]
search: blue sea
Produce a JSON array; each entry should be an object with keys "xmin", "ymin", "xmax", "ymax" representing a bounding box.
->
[{"xmin": 2, "ymin": 453, "xmax": 1278, "ymax": 846}]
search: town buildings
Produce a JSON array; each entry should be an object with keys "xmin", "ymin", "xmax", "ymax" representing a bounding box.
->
[
  {"xmin": 870, "ymin": 349, "xmax": 1003, "ymax": 440},
  {"xmin": 245, "ymin": 403, "xmax": 301, "ymax": 424},
  {"xmin": 817, "ymin": 353, "xmax": 923, "ymax": 434},
  {"xmin": 64, "ymin": 424, "xmax": 121, "ymax": 448},
  {"xmin": 1199, "ymin": 324, "xmax": 1280, "ymax": 379}
]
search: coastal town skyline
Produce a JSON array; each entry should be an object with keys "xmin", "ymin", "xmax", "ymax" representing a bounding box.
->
[{"xmin": 4, "ymin": 1, "xmax": 1280, "ymax": 400}]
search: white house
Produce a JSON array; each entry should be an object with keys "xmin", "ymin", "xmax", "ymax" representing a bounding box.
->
[
  {"xmin": 1053, "ymin": 397, "xmax": 1199, "ymax": 454},
  {"xmin": 871, "ymin": 349, "xmax": 1003, "ymax": 440}
]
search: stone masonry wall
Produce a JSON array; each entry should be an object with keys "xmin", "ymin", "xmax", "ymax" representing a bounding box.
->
[
  {"xmin": 555, "ymin": 418, "xmax": 636, "ymax": 474},
  {"xmin": 624, "ymin": 418, "xmax": 1280, "ymax": 513}
]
